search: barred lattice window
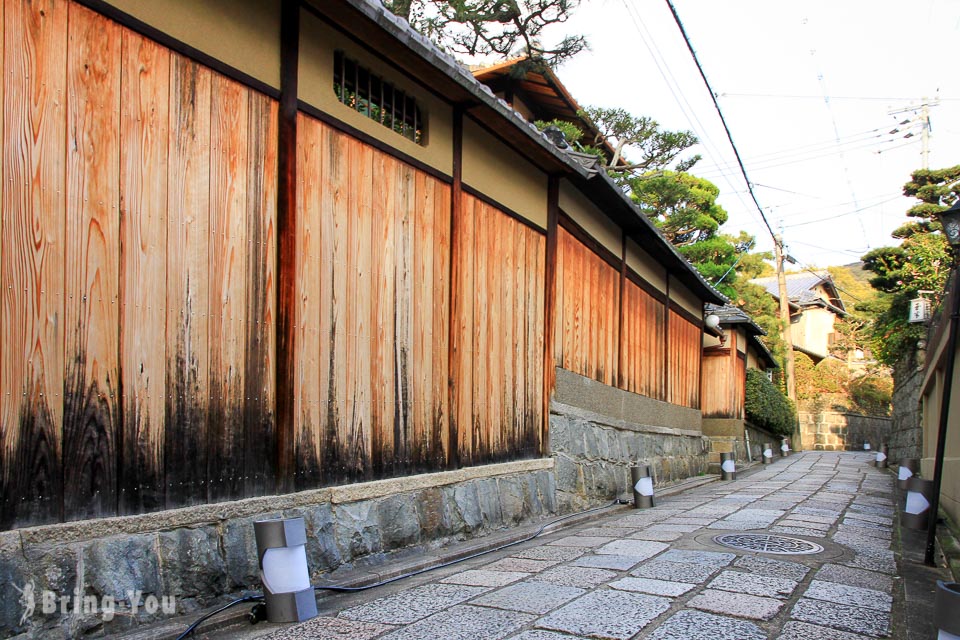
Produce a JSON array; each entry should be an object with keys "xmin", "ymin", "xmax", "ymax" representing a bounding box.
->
[{"xmin": 333, "ymin": 50, "xmax": 425, "ymax": 145}]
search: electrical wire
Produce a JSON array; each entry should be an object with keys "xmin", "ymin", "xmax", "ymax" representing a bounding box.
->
[
  {"xmin": 174, "ymin": 499, "xmax": 626, "ymax": 638},
  {"xmin": 663, "ymin": 0, "xmax": 777, "ymax": 243}
]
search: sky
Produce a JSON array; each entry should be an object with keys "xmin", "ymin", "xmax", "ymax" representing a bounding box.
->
[{"xmin": 541, "ymin": 0, "xmax": 960, "ymax": 268}]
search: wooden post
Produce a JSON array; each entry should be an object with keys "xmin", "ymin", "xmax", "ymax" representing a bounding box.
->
[
  {"xmin": 275, "ymin": 0, "xmax": 299, "ymax": 493},
  {"xmin": 617, "ymin": 232, "xmax": 627, "ymax": 389},
  {"xmin": 542, "ymin": 176, "xmax": 560, "ymax": 455},
  {"xmin": 447, "ymin": 105, "xmax": 463, "ymax": 468}
]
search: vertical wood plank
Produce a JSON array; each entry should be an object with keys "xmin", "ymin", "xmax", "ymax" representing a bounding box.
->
[
  {"xmin": 242, "ymin": 92, "xmax": 278, "ymax": 497},
  {"xmin": 512, "ymin": 224, "xmax": 525, "ymax": 452},
  {"xmin": 432, "ymin": 181, "xmax": 450, "ymax": 467},
  {"xmin": 119, "ymin": 30, "xmax": 169, "ymax": 514},
  {"xmin": 412, "ymin": 172, "xmax": 433, "ymax": 468},
  {"xmin": 165, "ymin": 56, "xmax": 210, "ymax": 509},
  {"xmin": 446, "ymin": 107, "xmax": 462, "ymax": 469},
  {"xmin": 294, "ymin": 114, "xmax": 322, "ymax": 488},
  {"xmin": 500, "ymin": 215, "xmax": 515, "ymax": 452},
  {"xmin": 473, "ymin": 202, "xmax": 488, "ymax": 459},
  {"xmin": 453, "ymin": 194, "xmax": 474, "ymax": 465},
  {"xmin": 1, "ymin": 0, "xmax": 66, "ymax": 528},
  {"xmin": 532, "ymin": 230, "xmax": 546, "ymax": 454},
  {"xmin": 487, "ymin": 206, "xmax": 501, "ymax": 457},
  {"xmin": 370, "ymin": 151, "xmax": 397, "ymax": 475},
  {"xmin": 206, "ymin": 74, "xmax": 248, "ymax": 502},
  {"xmin": 347, "ymin": 139, "xmax": 373, "ymax": 479},
  {"xmin": 63, "ymin": 4, "xmax": 121, "ymax": 521},
  {"xmin": 393, "ymin": 162, "xmax": 414, "ymax": 471}
]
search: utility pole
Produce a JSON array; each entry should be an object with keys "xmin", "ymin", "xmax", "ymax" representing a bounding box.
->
[
  {"xmin": 889, "ymin": 98, "xmax": 939, "ymax": 169},
  {"xmin": 775, "ymin": 235, "xmax": 797, "ymax": 403}
]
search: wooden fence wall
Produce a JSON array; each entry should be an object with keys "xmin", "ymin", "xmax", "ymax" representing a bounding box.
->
[
  {"xmin": 554, "ymin": 221, "xmax": 702, "ymax": 410},
  {"xmin": 701, "ymin": 332, "xmax": 745, "ymax": 419},
  {"xmin": 0, "ymin": 0, "xmax": 704, "ymax": 530}
]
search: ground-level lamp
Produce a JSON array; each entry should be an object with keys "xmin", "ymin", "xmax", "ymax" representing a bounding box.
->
[
  {"xmin": 762, "ymin": 443, "xmax": 773, "ymax": 465},
  {"xmin": 631, "ymin": 464, "xmax": 655, "ymax": 508},
  {"xmin": 925, "ymin": 200, "xmax": 960, "ymax": 566},
  {"xmin": 254, "ymin": 517, "xmax": 318, "ymax": 623}
]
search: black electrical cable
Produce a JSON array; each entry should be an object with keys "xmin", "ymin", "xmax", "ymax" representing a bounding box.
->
[{"xmin": 175, "ymin": 499, "xmax": 626, "ymax": 638}]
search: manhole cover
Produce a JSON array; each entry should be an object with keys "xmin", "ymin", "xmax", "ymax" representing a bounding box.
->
[{"xmin": 712, "ymin": 533, "xmax": 824, "ymax": 555}]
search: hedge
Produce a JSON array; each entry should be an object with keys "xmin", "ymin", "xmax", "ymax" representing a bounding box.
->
[{"xmin": 745, "ymin": 368, "xmax": 796, "ymax": 437}]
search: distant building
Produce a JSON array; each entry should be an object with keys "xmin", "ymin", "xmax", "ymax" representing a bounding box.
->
[{"xmin": 750, "ymin": 272, "xmax": 847, "ymax": 362}]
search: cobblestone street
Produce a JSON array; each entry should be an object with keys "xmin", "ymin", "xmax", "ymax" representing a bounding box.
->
[{"xmin": 236, "ymin": 451, "xmax": 912, "ymax": 640}]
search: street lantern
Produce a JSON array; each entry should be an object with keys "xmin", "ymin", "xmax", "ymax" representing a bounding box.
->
[{"xmin": 925, "ymin": 200, "xmax": 960, "ymax": 565}]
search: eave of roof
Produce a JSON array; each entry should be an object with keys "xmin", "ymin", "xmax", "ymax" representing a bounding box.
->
[{"xmin": 319, "ymin": 0, "xmax": 726, "ymax": 305}]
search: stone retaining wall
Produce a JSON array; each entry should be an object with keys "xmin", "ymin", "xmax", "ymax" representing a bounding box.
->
[
  {"xmin": 798, "ymin": 410, "xmax": 892, "ymax": 451},
  {"xmin": 0, "ymin": 460, "xmax": 555, "ymax": 638},
  {"xmin": 889, "ymin": 352, "xmax": 923, "ymax": 461}
]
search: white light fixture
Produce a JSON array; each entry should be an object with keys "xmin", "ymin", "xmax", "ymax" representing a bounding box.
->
[
  {"xmin": 780, "ymin": 440, "xmax": 789, "ymax": 457},
  {"xmin": 762, "ymin": 443, "xmax": 773, "ymax": 465},
  {"xmin": 254, "ymin": 518, "xmax": 318, "ymax": 623},
  {"xmin": 863, "ymin": 442, "xmax": 871, "ymax": 451},
  {"xmin": 875, "ymin": 444, "xmax": 888, "ymax": 469},
  {"xmin": 903, "ymin": 477, "xmax": 934, "ymax": 531},
  {"xmin": 631, "ymin": 464, "xmax": 654, "ymax": 509},
  {"xmin": 720, "ymin": 452, "xmax": 736, "ymax": 480},
  {"xmin": 898, "ymin": 458, "xmax": 920, "ymax": 490},
  {"xmin": 705, "ymin": 314, "xmax": 721, "ymax": 330}
]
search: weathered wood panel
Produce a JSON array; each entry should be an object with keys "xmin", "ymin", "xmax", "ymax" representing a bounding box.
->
[
  {"xmin": 555, "ymin": 227, "xmax": 619, "ymax": 387},
  {"xmin": 735, "ymin": 352, "xmax": 745, "ymax": 419},
  {"xmin": 621, "ymin": 280, "xmax": 666, "ymax": 401},
  {"xmin": 1, "ymin": 0, "xmax": 66, "ymax": 529},
  {"xmin": 668, "ymin": 310, "xmax": 701, "ymax": 409},
  {"xmin": 165, "ymin": 55, "xmax": 211, "ymax": 509},
  {"xmin": 453, "ymin": 194, "xmax": 544, "ymax": 466},
  {"xmin": 119, "ymin": 30, "xmax": 169, "ymax": 514},
  {"xmin": 242, "ymin": 91, "xmax": 278, "ymax": 497},
  {"xmin": 63, "ymin": 3, "xmax": 121, "ymax": 521},
  {"xmin": 701, "ymin": 349, "xmax": 734, "ymax": 418}
]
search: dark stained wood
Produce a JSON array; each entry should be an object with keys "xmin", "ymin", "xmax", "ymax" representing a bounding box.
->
[
  {"xmin": 243, "ymin": 92, "xmax": 279, "ymax": 497},
  {"xmin": 1, "ymin": 0, "xmax": 67, "ymax": 529},
  {"xmin": 294, "ymin": 113, "xmax": 323, "ymax": 489},
  {"xmin": 206, "ymin": 73, "xmax": 249, "ymax": 503},
  {"xmin": 165, "ymin": 55, "xmax": 212, "ymax": 509},
  {"xmin": 542, "ymin": 176, "xmax": 559, "ymax": 455},
  {"xmin": 275, "ymin": 0, "xmax": 299, "ymax": 495},
  {"xmin": 118, "ymin": 29, "xmax": 169, "ymax": 514},
  {"xmin": 63, "ymin": 3, "xmax": 122, "ymax": 521},
  {"xmin": 447, "ymin": 106, "xmax": 463, "ymax": 468}
]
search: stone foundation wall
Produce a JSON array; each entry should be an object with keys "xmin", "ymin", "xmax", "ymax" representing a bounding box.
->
[
  {"xmin": 889, "ymin": 352, "xmax": 923, "ymax": 461},
  {"xmin": 798, "ymin": 410, "xmax": 892, "ymax": 451},
  {"xmin": 745, "ymin": 422, "xmax": 781, "ymax": 461},
  {"xmin": 0, "ymin": 460, "xmax": 555, "ymax": 638}
]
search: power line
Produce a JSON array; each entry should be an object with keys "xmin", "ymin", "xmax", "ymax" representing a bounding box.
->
[
  {"xmin": 782, "ymin": 195, "xmax": 903, "ymax": 228},
  {"xmin": 663, "ymin": 0, "xmax": 776, "ymax": 242},
  {"xmin": 719, "ymin": 92, "xmax": 960, "ymax": 102}
]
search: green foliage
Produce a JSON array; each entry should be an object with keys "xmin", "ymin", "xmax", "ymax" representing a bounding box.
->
[
  {"xmin": 861, "ymin": 164, "xmax": 958, "ymax": 365},
  {"xmin": 849, "ymin": 374, "xmax": 893, "ymax": 416},
  {"xmin": 632, "ymin": 171, "xmax": 727, "ymax": 245},
  {"xmin": 385, "ymin": 0, "xmax": 586, "ymax": 67},
  {"xmin": 745, "ymin": 369, "xmax": 796, "ymax": 436},
  {"xmin": 794, "ymin": 353, "xmax": 849, "ymax": 400}
]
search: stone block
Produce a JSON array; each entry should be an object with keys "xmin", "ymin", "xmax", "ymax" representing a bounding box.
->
[
  {"xmin": 293, "ymin": 503, "xmax": 342, "ymax": 576},
  {"xmin": 497, "ymin": 477, "xmax": 527, "ymax": 525},
  {"xmin": 415, "ymin": 487, "xmax": 452, "ymax": 541},
  {"xmin": 83, "ymin": 534, "xmax": 161, "ymax": 603},
  {"xmin": 157, "ymin": 527, "xmax": 225, "ymax": 600},
  {"xmin": 334, "ymin": 501, "xmax": 383, "ymax": 559},
  {"xmin": 376, "ymin": 494, "xmax": 421, "ymax": 551},
  {"xmin": 0, "ymin": 537, "xmax": 29, "ymax": 636}
]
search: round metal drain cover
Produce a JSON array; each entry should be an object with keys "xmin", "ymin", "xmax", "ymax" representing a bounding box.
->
[{"xmin": 713, "ymin": 533, "xmax": 824, "ymax": 555}]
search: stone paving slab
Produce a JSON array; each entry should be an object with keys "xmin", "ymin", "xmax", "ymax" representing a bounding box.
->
[
  {"xmin": 778, "ymin": 620, "xmax": 874, "ymax": 639},
  {"xmin": 628, "ymin": 530, "xmax": 684, "ymax": 542},
  {"xmin": 441, "ymin": 569, "xmax": 530, "ymax": 587},
  {"xmin": 339, "ymin": 583, "xmax": 490, "ymax": 624},
  {"xmin": 470, "ymin": 582, "xmax": 585, "ymax": 614},
  {"xmin": 687, "ymin": 588, "xmax": 784, "ymax": 620},
  {"xmin": 645, "ymin": 610, "xmax": 766, "ymax": 640},
  {"xmin": 486, "ymin": 558, "xmax": 559, "ymax": 573},
  {"xmin": 814, "ymin": 563, "xmax": 894, "ymax": 593},
  {"xmin": 791, "ymin": 598, "xmax": 891, "ymax": 637},
  {"xmin": 630, "ymin": 560, "xmax": 720, "ymax": 583},
  {"xmin": 529, "ymin": 565, "xmax": 616, "ymax": 588},
  {"xmin": 508, "ymin": 631, "xmax": 588, "ymax": 640},
  {"xmin": 594, "ymin": 539, "xmax": 668, "ymax": 558},
  {"xmin": 732, "ymin": 555, "xmax": 811, "ymax": 582},
  {"xmin": 656, "ymin": 549, "xmax": 735, "ymax": 567},
  {"xmin": 535, "ymin": 590, "xmax": 671, "ymax": 639},
  {"xmin": 707, "ymin": 570, "xmax": 799, "ymax": 598},
  {"xmin": 844, "ymin": 550, "xmax": 897, "ymax": 575},
  {"xmin": 804, "ymin": 580, "xmax": 893, "ymax": 612},
  {"xmin": 380, "ymin": 604, "xmax": 533, "ymax": 640},
  {"xmin": 770, "ymin": 526, "xmax": 828, "ymax": 538},
  {"xmin": 570, "ymin": 553, "xmax": 643, "ymax": 570},
  {"xmin": 262, "ymin": 616, "xmax": 394, "ymax": 639},
  {"xmin": 608, "ymin": 576, "xmax": 695, "ymax": 597},
  {"xmin": 546, "ymin": 536, "xmax": 613, "ymax": 548},
  {"xmin": 512, "ymin": 547, "xmax": 585, "ymax": 562}
]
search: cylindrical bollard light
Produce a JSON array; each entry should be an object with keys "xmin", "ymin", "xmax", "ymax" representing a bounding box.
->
[
  {"xmin": 720, "ymin": 452, "xmax": 736, "ymax": 480},
  {"xmin": 631, "ymin": 464, "xmax": 655, "ymax": 509},
  {"xmin": 780, "ymin": 440, "xmax": 789, "ymax": 457},
  {"xmin": 898, "ymin": 458, "xmax": 920, "ymax": 491},
  {"xmin": 903, "ymin": 476, "xmax": 935, "ymax": 530},
  {"xmin": 762, "ymin": 443, "xmax": 773, "ymax": 465},
  {"xmin": 875, "ymin": 443, "xmax": 889, "ymax": 468},
  {"xmin": 864, "ymin": 442, "xmax": 872, "ymax": 451},
  {"xmin": 254, "ymin": 517, "xmax": 318, "ymax": 623},
  {"xmin": 935, "ymin": 581, "xmax": 960, "ymax": 640}
]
